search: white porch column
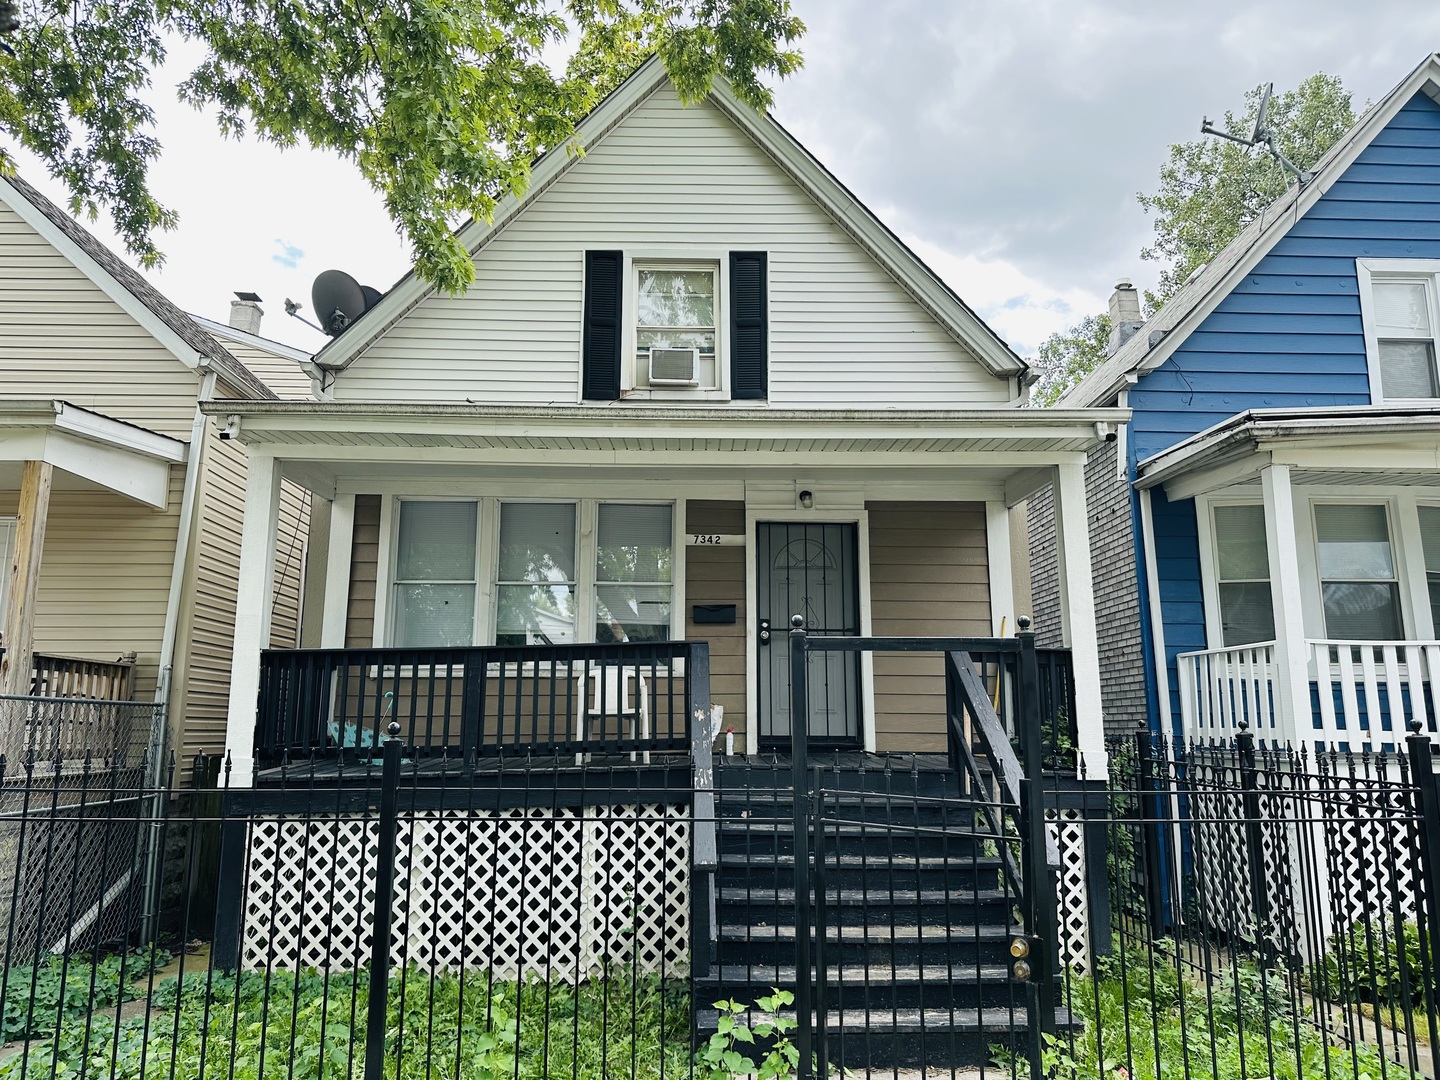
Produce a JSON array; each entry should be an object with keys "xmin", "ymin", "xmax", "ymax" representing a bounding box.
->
[
  {"xmin": 1, "ymin": 461, "xmax": 53, "ymax": 697},
  {"xmin": 319, "ymin": 493, "xmax": 355, "ymax": 648},
  {"xmin": 225, "ymin": 453, "xmax": 282, "ymax": 786},
  {"xmin": 1054, "ymin": 462, "xmax": 1107, "ymax": 777},
  {"xmin": 1261, "ymin": 464, "xmax": 1309, "ymax": 743},
  {"xmin": 985, "ymin": 500, "xmax": 1015, "ymax": 635}
]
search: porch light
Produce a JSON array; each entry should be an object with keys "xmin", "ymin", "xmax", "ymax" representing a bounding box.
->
[{"xmin": 798, "ymin": 490, "xmax": 813, "ymax": 509}]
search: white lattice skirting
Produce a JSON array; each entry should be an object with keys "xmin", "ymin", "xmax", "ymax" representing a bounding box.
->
[
  {"xmin": 1047, "ymin": 809, "xmax": 1091, "ymax": 974},
  {"xmin": 240, "ymin": 805, "xmax": 691, "ymax": 980}
]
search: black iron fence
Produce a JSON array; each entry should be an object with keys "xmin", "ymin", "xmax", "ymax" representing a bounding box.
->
[{"xmin": 3, "ymin": 630, "xmax": 1440, "ymax": 1080}]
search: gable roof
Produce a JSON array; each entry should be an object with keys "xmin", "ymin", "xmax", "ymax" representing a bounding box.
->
[
  {"xmin": 312, "ymin": 56, "xmax": 1025, "ymax": 378},
  {"xmin": 0, "ymin": 172, "xmax": 276, "ymax": 401},
  {"xmin": 1063, "ymin": 52, "xmax": 1440, "ymax": 409}
]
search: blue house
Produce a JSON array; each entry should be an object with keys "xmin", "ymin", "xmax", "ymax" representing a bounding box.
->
[{"xmin": 1035, "ymin": 53, "xmax": 1440, "ymax": 752}]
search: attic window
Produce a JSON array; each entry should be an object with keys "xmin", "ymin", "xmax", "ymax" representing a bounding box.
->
[
  {"xmin": 1357, "ymin": 260, "xmax": 1440, "ymax": 402},
  {"xmin": 634, "ymin": 264, "xmax": 719, "ymax": 391}
]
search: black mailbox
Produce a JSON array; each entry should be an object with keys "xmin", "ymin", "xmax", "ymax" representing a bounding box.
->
[{"xmin": 691, "ymin": 604, "xmax": 737, "ymax": 625}]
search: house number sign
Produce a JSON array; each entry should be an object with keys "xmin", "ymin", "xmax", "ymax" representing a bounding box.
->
[{"xmin": 687, "ymin": 534, "xmax": 745, "ymax": 546}]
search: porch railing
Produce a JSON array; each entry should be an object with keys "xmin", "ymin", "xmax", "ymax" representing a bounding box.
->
[
  {"xmin": 256, "ymin": 641, "xmax": 706, "ymax": 768},
  {"xmin": 29, "ymin": 652, "xmax": 136, "ymax": 701},
  {"xmin": 1176, "ymin": 642, "xmax": 1278, "ymax": 741},
  {"xmin": 1308, "ymin": 639, "xmax": 1440, "ymax": 749}
]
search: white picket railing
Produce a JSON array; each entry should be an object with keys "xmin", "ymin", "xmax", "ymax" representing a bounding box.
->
[
  {"xmin": 1176, "ymin": 642, "xmax": 1279, "ymax": 742},
  {"xmin": 1308, "ymin": 639, "xmax": 1440, "ymax": 750}
]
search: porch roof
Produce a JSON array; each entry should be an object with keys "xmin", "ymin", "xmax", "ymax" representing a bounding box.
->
[
  {"xmin": 198, "ymin": 401, "xmax": 1129, "ymax": 460},
  {"xmin": 1136, "ymin": 405, "xmax": 1440, "ymax": 500},
  {"xmin": 0, "ymin": 400, "xmax": 187, "ymax": 508}
]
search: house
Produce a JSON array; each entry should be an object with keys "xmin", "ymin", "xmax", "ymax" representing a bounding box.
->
[
  {"xmin": 208, "ymin": 55, "xmax": 1127, "ymax": 786},
  {"xmin": 0, "ymin": 172, "xmax": 313, "ymax": 769},
  {"xmin": 1032, "ymin": 53, "xmax": 1440, "ymax": 753}
]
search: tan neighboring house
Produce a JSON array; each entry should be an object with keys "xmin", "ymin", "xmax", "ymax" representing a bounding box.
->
[
  {"xmin": 0, "ymin": 172, "xmax": 312, "ymax": 767},
  {"xmin": 210, "ymin": 57, "xmax": 1127, "ymax": 785}
]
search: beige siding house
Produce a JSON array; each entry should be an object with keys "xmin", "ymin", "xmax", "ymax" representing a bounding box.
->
[
  {"xmin": 0, "ymin": 173, "xmax": 312, "ymax": 765},
  {"xmin": 213, "ymin": 58, "xmax": 1126, "ymax": 782}
]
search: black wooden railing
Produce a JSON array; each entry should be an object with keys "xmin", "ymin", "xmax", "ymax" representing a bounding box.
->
[{"xmin": 255, "ymin": 641, "xmax": 707, "ymax": 768}]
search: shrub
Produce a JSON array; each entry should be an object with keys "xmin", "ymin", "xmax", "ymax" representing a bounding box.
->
[{"xmin": 1323, "ymin": 919, "xmax": 1425, "ymax": 1008}]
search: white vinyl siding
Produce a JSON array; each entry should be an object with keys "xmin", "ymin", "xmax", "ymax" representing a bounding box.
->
[
  {"xmin": 0, "ymin": 202, "xmax": 204, "ymax": 438},
  {"xmin": 207, "ymin": 333, "xmax": 314, "ymax": 400},
  {"xmin": 336, "ymin": 85, "xmax": 1008, "ymax": 408}
]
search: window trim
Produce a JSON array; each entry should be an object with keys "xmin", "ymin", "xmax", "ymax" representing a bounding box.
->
[
  {"xmin": 622, "ymin": 252, "xmax": 731, "ymax": 401},
  {"xmin": 1356, "ymin": 258, "xmax": 1440, "ymax": 404}
]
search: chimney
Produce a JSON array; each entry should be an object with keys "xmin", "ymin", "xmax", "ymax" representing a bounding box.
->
[
  {"xmin": 1107, "ymin": 280, "xmax": 1144, "ymax": 355},
  {"xmin": 229, "ymin": 291, "xmax": 264, "ymax": 336}
]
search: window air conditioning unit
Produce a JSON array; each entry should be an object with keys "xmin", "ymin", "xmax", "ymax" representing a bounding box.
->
[{"xmin": 649, "ymin": 347, "xmax": 700, "ymax": 386}]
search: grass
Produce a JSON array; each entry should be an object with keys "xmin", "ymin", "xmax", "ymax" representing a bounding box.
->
[{"xmin": 1, "ymin": 964, "xmax": 692, "ymax": 1080}]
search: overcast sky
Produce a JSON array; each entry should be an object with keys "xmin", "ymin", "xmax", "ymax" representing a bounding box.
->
[{"xmin": 14, "ymin": 2, "xmax": 1440, "ymax": 356}]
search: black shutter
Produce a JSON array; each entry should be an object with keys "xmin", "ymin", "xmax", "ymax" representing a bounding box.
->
[
  {"xmin": 582, "ymin": 250, "xmax": 623, "ymax": 400},
  {"xmin": 729, "ymin": 251, "xmax": 768, "ymax": 400}
]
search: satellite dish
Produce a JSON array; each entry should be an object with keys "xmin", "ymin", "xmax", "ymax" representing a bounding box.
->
[
  {"xmin": 1251, "ymin": 82, "xmax": 1274, "ymax": 144},
  {"xmin": 311, "ymin": 269, "xmax": 372, "ymax": 337}
]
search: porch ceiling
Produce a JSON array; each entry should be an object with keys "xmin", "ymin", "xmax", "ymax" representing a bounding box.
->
[
  {"xmin": 0, "ymin": 400, "xmax": 187, "ymax": 508},
  {"xmin": 1136, "ymin": 405, "xmax": 1440, "ymax": 500}
]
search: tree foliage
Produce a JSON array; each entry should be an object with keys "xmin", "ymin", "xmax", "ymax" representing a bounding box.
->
[
  {"xmin": 1029, "ymin": 313, "xmax": 1110, "ymax": 406},
  {"xmin": 1031, "ymin": 72, "xmax": 1356, "ymax": 405},
  {"xmin": 1138, "ymin": 73, "xmax": 1356, "ymax": 306},
  {"xmin": 0, "ymin": 0, "xmax": 804, "ymax": 292}
]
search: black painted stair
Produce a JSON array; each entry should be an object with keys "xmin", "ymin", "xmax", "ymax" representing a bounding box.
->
[{"xmin": 697, "ymin": 755, "xmax": 1070, "ymax": 1070}]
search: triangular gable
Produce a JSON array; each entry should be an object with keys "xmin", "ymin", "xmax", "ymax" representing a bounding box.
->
[
  {"xmin": 0, "ymin": 173, "xmax": 275, "ymax": 401},
  {"xmin": 314, "ymin": 56, "xmax": 1023, "ymax": 379},
  {"xmin": 1066, "ymin": 52, "xmax": 1440, "ymax": 408}
]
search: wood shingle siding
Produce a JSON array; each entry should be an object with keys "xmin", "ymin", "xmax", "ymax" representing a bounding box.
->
[
  {"xmin": 0, "ymin": 203, "xmax": 203, "ymax": 438},
  {"xmin": 335, "ymin": 86, "xmax": 1007, "ymax": 408},
  {"xmin": 867, "ymin": 501, "xmax": 989, "ymax": 752},
  {"xmin": 684, "ymin": 500, "xmax": 746, "ymax": 739}
]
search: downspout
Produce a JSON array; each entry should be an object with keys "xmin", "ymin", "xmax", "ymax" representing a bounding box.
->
[{"xmin": 140, "ymin": 366, "xmax": 215, "ymax": 942}]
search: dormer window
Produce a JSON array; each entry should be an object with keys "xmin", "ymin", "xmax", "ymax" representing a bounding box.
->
[
  {"xmin": 635, "ymin": 264, "xmax": 719, "ymax": 390},
  {"xmin": 1357, "ymin": 260, "xmax": 1440, "ymax": 402}
]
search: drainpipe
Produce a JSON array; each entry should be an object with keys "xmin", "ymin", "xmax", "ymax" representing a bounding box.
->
[{"xmin": 140, "ymin": 366, "xmax": 216, "ymax": 941}]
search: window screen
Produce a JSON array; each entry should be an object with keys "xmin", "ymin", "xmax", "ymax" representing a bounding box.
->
[
  {"xmin": 1315, "ymin": 504, "xmax": 1403, "ymax": 640},
  {"xmin": 496, "ymin": 503, "xmax": 577, "ymax": 646},
  {"xmin": 595, "ymin": 503, "xmax": 673, "ymax": 643},
  {"xmin": 392, "ymin": 501, "xmax": 478, "ymax": 647},
  {"xmin": 1213, "ymin": 504, "xmax": 1275, "ymax": 646},
  {"xmin": 636, "ymin": 266, "xmax": 718, "ymax": 389}
]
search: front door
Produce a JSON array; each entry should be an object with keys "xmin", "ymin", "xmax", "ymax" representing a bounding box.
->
[{"xmin": 756, "ymin": 522, "xmax": 862, "ymax": 747}]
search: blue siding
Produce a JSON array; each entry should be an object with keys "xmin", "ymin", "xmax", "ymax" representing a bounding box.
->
[
  {"xmin": 1129, "ymin": 91, "xmax": 1440, "ymax": 465},
  {"xmin": 1126, "ymin": 91, "xmax": 1440, "ymax": 735}
]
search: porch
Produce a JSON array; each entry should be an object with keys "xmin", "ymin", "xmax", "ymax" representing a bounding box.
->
[
  {"xmin": 209, "ymin": 402, "xmax": 1124, "ymax": 783},
  {"xmin": 1138, "ymin": 405, "xmax": 1440, "ymax": 749}
]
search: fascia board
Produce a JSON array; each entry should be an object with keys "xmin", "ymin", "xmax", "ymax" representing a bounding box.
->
[
  {"xmin": 52, "ymin": 401, "xmax": 188, "ymax": 462},
  {"xmin": 1066, "ymin": 54, "xmax": 1440, "ymax": 409},
  {"xmin": 191, "ymin": 314, "xmax": 313, "ymax": 363},
  {"xmin": 0, "ymin": 175, "xmax": 206, "ymax": 373}
]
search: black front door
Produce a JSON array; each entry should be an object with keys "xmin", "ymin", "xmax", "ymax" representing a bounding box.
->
[{"xmin": 756, "ymin": 522, "xmax": 862, "ymax": 747}]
